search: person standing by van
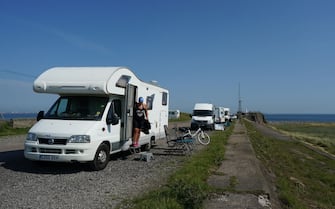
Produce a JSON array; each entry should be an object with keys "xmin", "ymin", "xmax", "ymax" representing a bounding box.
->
[{"xmin": 132, "ymin": 97, "xmax": 148, "ymax": 147}]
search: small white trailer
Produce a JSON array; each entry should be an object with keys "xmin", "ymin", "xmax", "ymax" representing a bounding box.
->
[{"xmin": 24, "ymin": 67, "xmax": 169, "ymax": 170}]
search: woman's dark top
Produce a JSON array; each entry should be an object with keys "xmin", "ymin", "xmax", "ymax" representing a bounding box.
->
[{"xmin": 133, "ymin": 103, "xmax": 146, "ymax": 129}]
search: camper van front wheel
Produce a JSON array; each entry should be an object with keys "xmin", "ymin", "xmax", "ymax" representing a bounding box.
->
[{"xmin": 90, "ymin": 143, "xmax": 110, "ymax": 171}]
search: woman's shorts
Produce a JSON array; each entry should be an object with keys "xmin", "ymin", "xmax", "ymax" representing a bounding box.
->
[{"xmin": 133, "ymin": 119, "xmax": 144, "ymax": 129}]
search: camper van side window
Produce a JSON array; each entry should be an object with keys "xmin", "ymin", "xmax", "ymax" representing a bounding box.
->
[
  {"xmin": 146, "ymin": 96, "xmax": 153, "ymax": 110},
  {"xmin": 113, "ymin": 99, "xmax": 122, "ymax": 118},
  {"xmin": 45, "ymin": 97, "xmax": 68, "ymax": 118},
  {"xmin": 162, "ymin": 92, "xmax": 168, "ymax": 106},
  {"xmin": 57, "ymin": 99, "xmax": 68, "ymax": 115},
  {"xmin": 106, "ymin": 99, "xmax": 121, "ymax": 125}
]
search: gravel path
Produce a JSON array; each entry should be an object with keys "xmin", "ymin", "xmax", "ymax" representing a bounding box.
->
[{"xmin": 0, "ymin": 122, "xmax": 194, "ymax": 209}]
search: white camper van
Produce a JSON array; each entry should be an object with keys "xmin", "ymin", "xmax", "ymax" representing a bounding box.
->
[
  {"xmin": 190, "ymin": 103, "xmax": 215, "ymax": 130},
  {"xmin": 223, "ymin": 107, "xmax": 231, "ymax": 122},
  {"xmin": 214, "ymin": 107, "xmax": 226, "ymax": 123},
  {"xmin": 24, "ymin": 67, "xmax": 169, "ymax": 170}
]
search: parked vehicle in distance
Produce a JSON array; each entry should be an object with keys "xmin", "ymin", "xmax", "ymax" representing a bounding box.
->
[
  {"xmin": 190, "ymin": 103, "xmax": 215, "ymax": 130},
  {"xmin": 24, "ymin": 66, "xmax": 169, "ymax": 170},
  {"xmin": 214, "ymin": 106, "xmax": 226, "ymax": 124},
  {"xmin": 168, "ymin": 109, "xmax": 180, "ymax": 119},
  {"xmin": 223, "ymin": 107, "xmax": 231, "ymax": 122}
]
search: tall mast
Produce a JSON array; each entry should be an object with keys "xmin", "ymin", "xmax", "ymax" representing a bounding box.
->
[{"xmin": 238, "ymin": 83, "xmax": 242, "ymax": 115}]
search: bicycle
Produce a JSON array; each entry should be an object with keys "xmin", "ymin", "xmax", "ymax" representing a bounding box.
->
[
  {"xmin": 180, "ymin": 127, "xmax": 210, "ymax": 145},
  {"xmin": 164, "ymin": 125, "xmax": 195, "ymax": 155}
]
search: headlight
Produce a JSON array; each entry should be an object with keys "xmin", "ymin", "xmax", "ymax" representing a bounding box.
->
[
  {"xmin": 68, "ymin": 135, "xmax": 90, "ymax": 143},
  {"xmin": 26, "ymin": 133, "xmax": 37, "ymax": 141}
]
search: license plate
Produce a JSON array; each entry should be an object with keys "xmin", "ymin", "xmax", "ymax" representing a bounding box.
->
[{"xmin": 39, "ymin": 155, "xmax": 59, "ymax": 161}]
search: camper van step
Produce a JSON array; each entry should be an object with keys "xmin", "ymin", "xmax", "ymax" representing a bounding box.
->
[
  {"xmin": 139, "ymin": 152, "xmax": 154, "ymax": 162},
  {"xmin": 130, "ymin": 146, "xmax": 141, "ymax": 154}
]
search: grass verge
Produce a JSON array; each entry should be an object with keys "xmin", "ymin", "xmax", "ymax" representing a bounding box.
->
[
  {"xmin": 270, "ymin": 122, "xmax": 335, "ymax": 155},
  {"xmin": 244, "ymin": 120, "xmax": 335, "ymax": 209},
  {"xmin": 0, "ymin": 121, "xmax": 30, "ymax": 136},
  {"xmin": 115, "ymin": 123, "xmax": 234, "ymax": 209},
  {"xmin": 169, "ymin": 112, "xmax": 192, "ymax": 122}
]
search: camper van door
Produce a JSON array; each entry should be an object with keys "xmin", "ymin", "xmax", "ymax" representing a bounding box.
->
[{"xmin": 124, "ymin": 84, "xmax": 136, "ymax": 141}]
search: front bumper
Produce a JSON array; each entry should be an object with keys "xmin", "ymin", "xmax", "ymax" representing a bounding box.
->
[
  {"xmin": 24, "ymin": 142, "xmax": 96, "ymax": 162},
  {"xmin": 190, "ymin": 121, "xmax": 213, "ymax": 130}
]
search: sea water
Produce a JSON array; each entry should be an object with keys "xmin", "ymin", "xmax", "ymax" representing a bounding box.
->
[
  {"xmin": 0, "ymin": 113, "xmax": 37, "ymax": 120},
  {"xmin": 265, "ymin": 114, "xmax": 335, "ymax": 123}
]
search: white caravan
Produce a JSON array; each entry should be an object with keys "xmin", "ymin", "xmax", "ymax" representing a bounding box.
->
[
  {"xmin": 190, "ymin": 103, "xmax": 215, "ymax": 130},
  {"xmin": 24, "ymin": 67, "xmax": 169, "ymax": 170}
]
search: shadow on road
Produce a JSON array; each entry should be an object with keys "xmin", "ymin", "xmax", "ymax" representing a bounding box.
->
[{"xmin": 0, "ymin": 149, "xmax": 134, "ymax": 174}]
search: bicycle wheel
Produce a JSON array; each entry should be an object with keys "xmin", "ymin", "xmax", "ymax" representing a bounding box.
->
[{"xmin": 197, "ymin": 132, "xmax": 210, "ymax": 145}]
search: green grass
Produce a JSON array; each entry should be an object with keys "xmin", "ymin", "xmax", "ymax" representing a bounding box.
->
[
  {"xmin": 169, "ymin": 112, "xmax": 192, "ymax": 122},
  {"xmin": 115, "ymin": 123, "xmax": 234, "ymax": 209},
  {"xmin": 245, "ymin": 120, "xmax": 335, "ymax": 209},
  {"xmin": 0, "ymin": 121, "xmax": 30, "ymax": 136},
  {"xmin": 270, "ymin": 122, "xmax": 335, "ymax": 155}
]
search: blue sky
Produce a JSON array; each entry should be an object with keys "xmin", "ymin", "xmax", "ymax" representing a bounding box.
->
[{"xmin": 0, "ymin": 0, "xmax": 334, "ymax": 114}]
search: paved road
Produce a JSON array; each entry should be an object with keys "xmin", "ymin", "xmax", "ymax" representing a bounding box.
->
[
  {"xmin": 204, "ymin": 120, "xmax": 281, "ymax": 209},
  {"xmin": 0, "ymin": 135, "xmax": 25, "ymax": 152}
]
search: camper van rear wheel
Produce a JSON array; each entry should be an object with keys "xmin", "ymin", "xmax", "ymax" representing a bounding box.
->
[{"xmin": 90, "ymin": 143, "xmax": 110, "ymax": 171}]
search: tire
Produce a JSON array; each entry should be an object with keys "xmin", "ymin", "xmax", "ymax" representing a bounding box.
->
[
  {"xmin": 197, "ymin": 132, "xmax": 210, "ymax": 145},
  {"xmin": 90, "ymin": 143, "xmax": 110, "ymax": 171}
]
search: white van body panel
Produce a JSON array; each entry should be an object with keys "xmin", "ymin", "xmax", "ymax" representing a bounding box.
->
[
  {"xmin": 25, "ymin": 67, "xmax": 169, "ymax": 165},
  {"xmin": 34, "ymin": 67, "xmax": 138, "ymax": 95},
  {"xmin": 29, "ymin": 119, "xmax": 97, "ymax": 135}
]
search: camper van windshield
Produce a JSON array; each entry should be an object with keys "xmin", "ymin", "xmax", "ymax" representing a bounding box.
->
[
  {"xmin": 193, "ymin": 110, "xmax": 213, "ymax": 116},
  {"xmin": 44, "ymin": 96, "xmax": 109, "ymax": 120}
]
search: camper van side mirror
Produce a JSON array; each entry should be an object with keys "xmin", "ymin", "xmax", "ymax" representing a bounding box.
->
[
  {"xmin": 106, "ymin": 113, "xmax": 120, "ymax": 125},
  {"xmin": 37, "ymin": 111, "xmax": 44, "ymax": 121}
]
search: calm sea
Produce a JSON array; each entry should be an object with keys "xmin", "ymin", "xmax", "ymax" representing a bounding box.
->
[
  {"xmin": 265, "ymin": 114, "xmax": 335, "ymax": 123},
  {"xmin": 0, "ymin": 113, "xmax": 37, "ymax": 120}
]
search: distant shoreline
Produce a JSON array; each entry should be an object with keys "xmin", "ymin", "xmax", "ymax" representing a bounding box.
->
[
  {"xmin": 264, "ymin": 113, "xmax": 335, "ymax": 123},
  {"xmin": 0, "ymin": 113, "xmax": 37, "ymax": 120}
]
